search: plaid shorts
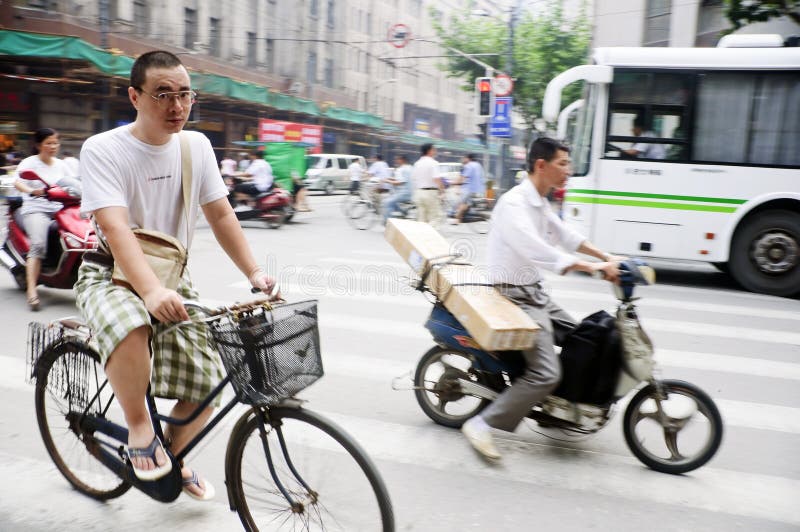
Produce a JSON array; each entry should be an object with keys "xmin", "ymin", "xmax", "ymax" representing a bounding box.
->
[{"xmin": 74, "ymin": 262, "xmax": 224, "ymax": 405}]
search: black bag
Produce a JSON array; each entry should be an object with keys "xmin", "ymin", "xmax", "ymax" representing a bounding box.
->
[{"xmin": 553, "ymin": 310, "xmax": 622, "ymax": 405}]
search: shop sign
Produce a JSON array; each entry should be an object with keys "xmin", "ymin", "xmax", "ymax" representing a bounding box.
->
[
  {"xmin": 259, "ymin": 119, "xmax": 322, "ymax": 153},
  {"xmin": 0, "ymin": 92, "xmax": 30, "ymax": 113},
  {"xmin": 412, "ymin": 118, "xmax": 430, "ymax": 137},
  {"xmin": 322, "ymin": 131, "xmax": 336, "ymax": 144}
]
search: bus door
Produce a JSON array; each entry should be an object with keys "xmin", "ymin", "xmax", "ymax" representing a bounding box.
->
[{"xmin": 591, "ymin": 70, "xmax": 694, "ymax": 259}]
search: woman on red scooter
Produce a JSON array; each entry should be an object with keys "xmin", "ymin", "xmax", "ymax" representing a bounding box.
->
[{"xmin": 13, "ymin": 128, "xmax": 70, "ymax": 310}]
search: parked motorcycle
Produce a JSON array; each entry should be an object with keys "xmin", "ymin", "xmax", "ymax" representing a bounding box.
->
[
  {"xmin": 0, "ymin": 170, "xmax": 97, "ymax": 290},
  {"xmin": 229, "ymin": 180, "xmax": 294, "ymax": 229},
  {"xmin": 410, "ymin": 259, "xmax": 723, "ymax": 474}
]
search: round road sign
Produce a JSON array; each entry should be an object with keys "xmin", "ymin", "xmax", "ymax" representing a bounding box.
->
[
  {"xmin": 494, "ymin": 74, "xmax": 513, "ymax": 96},
  {"xmin": 388, "ymin": 24, "xmax": 412, "ymax": 48}
]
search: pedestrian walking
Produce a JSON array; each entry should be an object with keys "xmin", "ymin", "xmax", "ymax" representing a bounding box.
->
[{"xmin": 411, "ymin": 143, "xmax": 444, "ymax": 226}]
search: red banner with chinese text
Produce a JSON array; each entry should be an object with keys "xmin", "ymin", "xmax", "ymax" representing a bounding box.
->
[{"xmin": 258, "ymin": 119, "xmax": 323, "ymax": 154}]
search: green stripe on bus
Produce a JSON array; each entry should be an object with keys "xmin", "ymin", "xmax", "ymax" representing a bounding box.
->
[
  {"xmin": 565, "ymin": 195, "xmax": 738, "ymax": 213},
  {"xmin": 568, "ymin": 189, "xmax": 747, "ymax": 205}
]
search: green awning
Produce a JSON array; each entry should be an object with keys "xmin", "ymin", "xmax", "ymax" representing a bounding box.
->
[
  {"xmin": 1, "ymin": 29, "xmax": 495, "ymax": 147},
  {"xmin": 0, "ymin": 28, "xmax": 133, "ymax": 76}
]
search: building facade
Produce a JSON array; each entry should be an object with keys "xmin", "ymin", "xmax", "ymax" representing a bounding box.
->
[
  {"xmin": 594, "ymin": 0, "xmax": 799, "ymax": 48},
  {"xmin": 0, "ymin": 0, "xmax": 489, "ymax": 162}
]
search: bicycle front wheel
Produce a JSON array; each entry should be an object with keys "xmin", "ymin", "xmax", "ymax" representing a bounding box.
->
[
  {"xmin": 227, "ymin": 407, "xmax": 394, "ymax": 532},
  {"xmin": 346, "ymin": 199, "xmax": 379, "ymax": 230},
  {"xmin": 35, "ymin": 341, "xmax": 131, "ymax": 500}
]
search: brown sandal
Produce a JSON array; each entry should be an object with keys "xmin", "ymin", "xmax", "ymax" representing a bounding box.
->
[{"xmin": 27, "ymin": 295, "xmax": 40, "ymax": 312}]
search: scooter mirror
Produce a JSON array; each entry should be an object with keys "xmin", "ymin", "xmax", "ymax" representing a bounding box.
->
[{"xmin": 18, "ymin": 170, "xmax": 47, "ymax": 185}]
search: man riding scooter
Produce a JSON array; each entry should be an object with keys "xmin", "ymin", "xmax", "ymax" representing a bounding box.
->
[
  {"xmin": 461, "ymin": 137, "xmax": 624, "ymax": 460},
  {"xmin": 230, "ymin": 149, "xmax": 273, "ymax": 208}
]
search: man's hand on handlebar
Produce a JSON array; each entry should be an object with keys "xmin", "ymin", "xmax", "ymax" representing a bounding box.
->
[
  {"xmin": 248, "ymin": 269, "xmax": 282, "ymax": 301},
  {"xmin": 591, "ymin": 261, "xmax": 621, "ymax": 284},
  {"xmin": 144, "ymin": 286, "xmax": 190, "ymax": 323}
]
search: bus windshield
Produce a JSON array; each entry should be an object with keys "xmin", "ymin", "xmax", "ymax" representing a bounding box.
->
[{"xmin": 571, "ymin": 84, "xmax": 596, "ymax": 177}]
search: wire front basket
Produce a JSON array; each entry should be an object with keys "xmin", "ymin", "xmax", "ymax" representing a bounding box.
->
[{"xmin": 209, "ymin": 300, "xmax": 323, "ymax": 406}]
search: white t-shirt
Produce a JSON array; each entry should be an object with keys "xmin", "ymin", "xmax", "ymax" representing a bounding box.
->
[
  {"xmin": 220, "ymin": 158, "xmax": 237, "ymax": 176},
  {"xmin": 632, "ymin": 132, "xmax": 666, "ymax": 160},
  {"xmin": 80, "ymin": 126, "xmax": 229, "ymax": 248},
  {"xmin": 348, "ymin": 161, "xmax": 363, "ymax": 182},
  {"xmin": 247, "ymin": 158, "xmax": 274, "ymax": 192},
  {"xmin": 368, "ymin": 160, "xmax": 391, "ymax": 179},
  {"xmin": 412, "ymin": 156, "xmax": 440, "ymax": 189},
  {"xmin": 15, "ymin": 155, "xmax": 69, "ymax": 216}
]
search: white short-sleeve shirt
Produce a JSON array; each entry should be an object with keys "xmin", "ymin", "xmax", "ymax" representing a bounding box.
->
[
  {"xmin": 79, "ymin": 126, "xmax": 229, "ymax": 248},
  {"xmin": 15, "ymin": 155, "xmax": 69, "ymax": 216},
  {"xmin": 411, "ymin": 156, "xmax": 440, "ymax": 189}
]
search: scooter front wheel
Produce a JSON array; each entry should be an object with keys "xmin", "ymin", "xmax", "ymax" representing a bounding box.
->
[
  {"xmin": 623, "ymin": 379, "xmax": 723, "ymax": 474},
  {"xmin": 414, "ymin": 347, "xmax": 490, "ymax": 428}
]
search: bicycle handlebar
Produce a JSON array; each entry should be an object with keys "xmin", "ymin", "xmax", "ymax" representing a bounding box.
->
[{"xmin": 182, "ymin": 283, "xmax": 282, "ymax": 317}]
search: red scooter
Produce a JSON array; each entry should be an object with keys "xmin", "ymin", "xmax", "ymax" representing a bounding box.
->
[
  {"xmin": 229, "ymin": 180, "xmax": 294, "ymax": 229},
  {"xmin": 0, "ymin": 170, "xmax": 97, "ymax": 290}
]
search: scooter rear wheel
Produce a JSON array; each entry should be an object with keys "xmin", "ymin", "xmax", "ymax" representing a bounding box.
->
[
  {"xmin": 414, "ymin": 347, "xmax": 490, "ymax": 428},
  {"xmin": 623, "ymin": 379, "xmax": 723, "ymax": 474}
]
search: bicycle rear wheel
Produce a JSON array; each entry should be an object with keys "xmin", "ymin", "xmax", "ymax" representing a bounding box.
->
[
  {"xmin": 227, "ymin": 407, "xmax": 394, "ymax": 531},
  {"xmin": 34, "ymin": 341, "xmax": 131, "ymax": 500}
]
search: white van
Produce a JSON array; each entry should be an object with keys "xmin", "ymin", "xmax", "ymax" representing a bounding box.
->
[{"xmin": 304, "ymin": 154, "xmax": 366, "ymax": 194}]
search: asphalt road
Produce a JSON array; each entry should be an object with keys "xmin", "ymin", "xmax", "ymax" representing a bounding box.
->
[{"xmin": 0, "ymin": 193, "xmax": 798, "ymax": 531}]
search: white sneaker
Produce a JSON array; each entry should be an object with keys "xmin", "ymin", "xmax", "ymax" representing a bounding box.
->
[{"xmin": 461, "ymin": 416, "xmax": 501, "ymax": 460}]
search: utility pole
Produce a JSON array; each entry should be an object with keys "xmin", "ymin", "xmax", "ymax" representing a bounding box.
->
[{"xmin": 499, "ymin": 0, "xmax": 521, "ymax": 196}]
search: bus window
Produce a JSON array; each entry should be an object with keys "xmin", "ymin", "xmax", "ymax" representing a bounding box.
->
[
  {"xmin": 606, "ymin": 71, "xmax": 693, "ymax": 161},
  {"xmin": 694, "ymin": 72, "xmax": 800, "ymax": 167}
]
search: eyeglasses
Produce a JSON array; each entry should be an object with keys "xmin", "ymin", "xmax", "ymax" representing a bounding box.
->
[{"xmin": 135, "ymin": 88, "xmax": 197, "ymax": 106}]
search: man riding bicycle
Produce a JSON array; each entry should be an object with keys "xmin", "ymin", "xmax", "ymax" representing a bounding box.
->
[{"xmin": 75, "ymin": 51, "xmax": 277, "ymax": 500}]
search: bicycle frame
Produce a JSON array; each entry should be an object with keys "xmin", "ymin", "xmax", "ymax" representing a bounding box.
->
[{"xmin": 60, "ymin": 298, "xmax": 317, "ymax": 508}]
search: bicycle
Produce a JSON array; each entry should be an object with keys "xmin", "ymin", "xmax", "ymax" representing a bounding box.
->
[
  {"xmin": 28, "ymin": 296, "xmax": 394, "ymax": 531},
  {"xmin": 341, "ymin": 181, "xmax": 412, "ymax": 231}
]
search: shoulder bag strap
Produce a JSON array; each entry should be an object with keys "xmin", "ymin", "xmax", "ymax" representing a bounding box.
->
[{"xmin": 178, "ymin": 131, "xmax": 193, "ymax": 249}]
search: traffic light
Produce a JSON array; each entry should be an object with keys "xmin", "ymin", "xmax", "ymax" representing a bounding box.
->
[
  {"xmin": 477, "ymin": 123, "xmax": 488, "ymax": 146},
  {"xmin": 475, "ymin": 77, "xmax": 494, "ymax": 117}
]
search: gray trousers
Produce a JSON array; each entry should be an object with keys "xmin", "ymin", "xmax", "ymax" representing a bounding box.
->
[
  {"xmin": 480, "ymin": 284, "xmax": 576, "ymax": 432},
  {"xmin": 20, "ymin": 211, "xmax": 54, "ymax": 259}
]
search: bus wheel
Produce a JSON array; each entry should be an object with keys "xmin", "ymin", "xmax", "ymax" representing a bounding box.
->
[{"xmin": 729, "ymin": 210, "xmax": 800, "ymax": 297}]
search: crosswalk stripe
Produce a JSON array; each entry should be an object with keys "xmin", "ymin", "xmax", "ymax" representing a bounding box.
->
[
  {"xmin": 309, "ymin": 254, "xmax": 800, "ymax": 308},
  {"xmin": 1, "ymin": 410, "xmax": 798, "ymax": 528},
  {"xmin": 319, "ymin": 411, "xmax": 800, "ymax": 526},
  {"xmin": 238, "ymin": 268, "xmax": 800, "ymax": 321},
  {"xmin": 5, "ymin": 350, "xmax": 798, "ymax": 435},
  {"xmin": 0, "ymin": 451, "xmax": 241, "ymax": 531},
  {"xmin": 272, "ymin": 280, "xmax": 800, "ymax": 323},
  {"xmin": 316, "ymin": 352, "xmax": 800, "ymax": 435},
  {"xmin": 312, "ymin": 309, "xmax": 800, "ymax": 348}
]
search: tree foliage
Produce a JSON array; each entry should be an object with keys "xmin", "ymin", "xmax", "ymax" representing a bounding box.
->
[
  {"xmin": 431, "ymin": 1, "xmax": 591, "ymax": 129},
  {"xmin": 724, "ymin": 0, "xmax": 800, "ymax": 31}
]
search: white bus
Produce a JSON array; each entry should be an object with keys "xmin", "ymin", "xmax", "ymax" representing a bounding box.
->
[{"xmin": 542, "ymin": 38, "xmax": 800, "ymax": 297}]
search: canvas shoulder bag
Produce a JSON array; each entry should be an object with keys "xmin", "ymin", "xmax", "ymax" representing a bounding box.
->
[{"xmin": 108, "ymin": 132, "xmax": 192, "ymax": 292}]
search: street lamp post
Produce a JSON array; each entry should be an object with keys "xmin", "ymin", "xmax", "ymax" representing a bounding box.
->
[{"xmin": 371, "ymin": 78, "xmax": 397, "ymax": 116}]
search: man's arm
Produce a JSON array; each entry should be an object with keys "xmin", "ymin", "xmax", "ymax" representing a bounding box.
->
[
  {"xmin": 94, "ymin": 206, "xmax": 190, "ymax": 322},
  {"xmin": 202, "ymin": 197, "xmax": 277, "ymax": 293},
  {"xmin": 563, "ymin": 241, "xmax": 623, "ymax": 281}
]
